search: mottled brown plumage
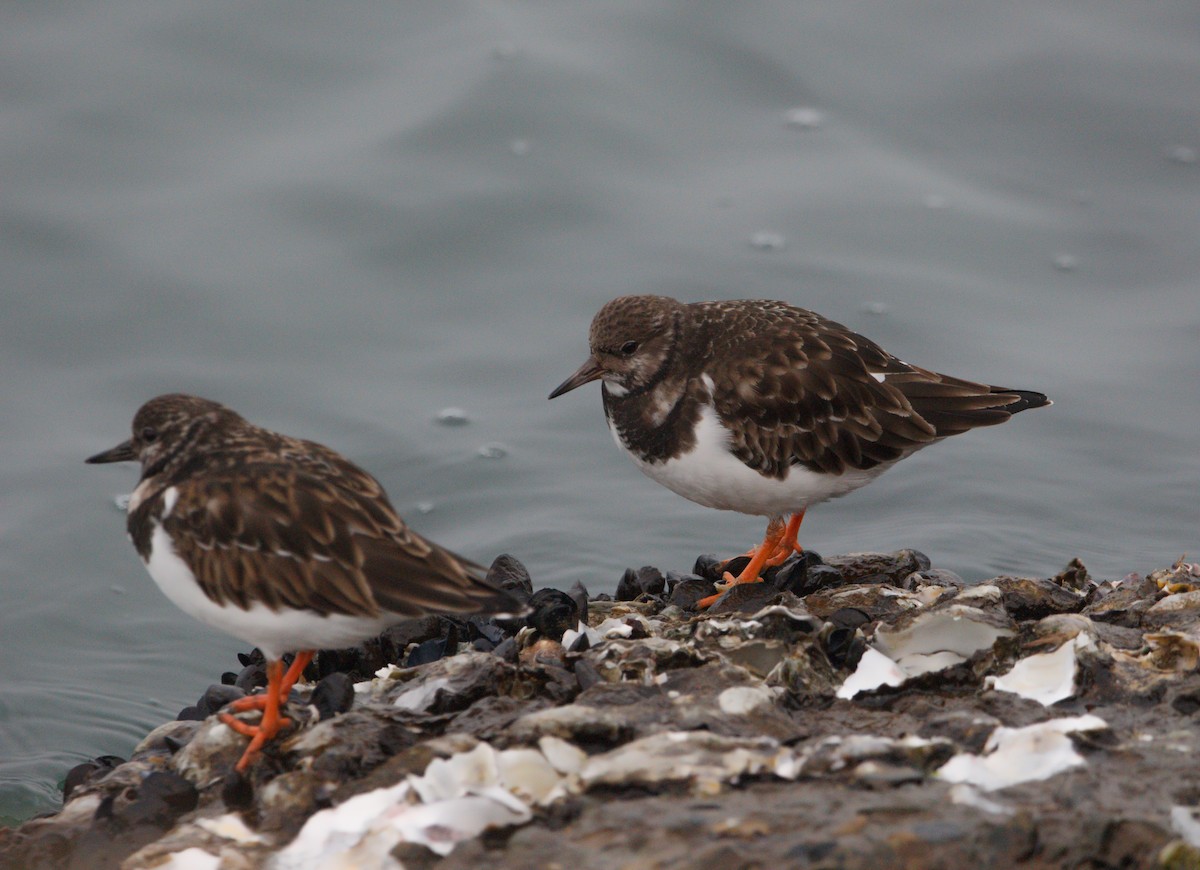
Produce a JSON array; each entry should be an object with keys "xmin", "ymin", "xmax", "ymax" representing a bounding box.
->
[
  {"xmin": 88, "ymin": 394, "xmax": 511, "ymax": 622},
  {"xmin": 87, "ymin": 393, "xmax": 521, "ymax": 770},
  {"xmin": 554, "ymin": 295, "xmax": 1048, "ymax": 477},
  {"xmin": 550, "ymin": 295, "xmax": 1050, "ymax": 604}
]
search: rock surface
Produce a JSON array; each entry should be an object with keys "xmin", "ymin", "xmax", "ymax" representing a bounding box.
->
[{"xmin": 4, "ymin": 553, "xmax": 1200, "ymax": 869}]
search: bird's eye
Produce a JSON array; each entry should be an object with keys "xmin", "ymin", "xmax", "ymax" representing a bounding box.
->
[
  {"xmin": 620, "ymin": 341, "xmax": 639, "ymax": 356},
  {"xmin": 141, "ymin": 426, "xmax": 158, "ymax": 443}
]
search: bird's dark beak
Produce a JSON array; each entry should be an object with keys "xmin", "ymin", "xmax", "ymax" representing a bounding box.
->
[
  {"xmin": 85, "ymin": 439, "xmax": 137, "ymax": 464},
  {"xmin": 549, "ymin": 356, "xmax": 605, "ymax": 399}
]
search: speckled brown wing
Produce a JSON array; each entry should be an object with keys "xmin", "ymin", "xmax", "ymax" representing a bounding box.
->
[
  {"xmin": 702, "ymin": 303, "xmax": 1039, "ymax": 478},
  {"xmin": 161, "ymin": 463, "xmax": 507, "ymax": 618},
  {"xmin": 234, "ymin": 433, "xmax": 396, "ymax": 503}
]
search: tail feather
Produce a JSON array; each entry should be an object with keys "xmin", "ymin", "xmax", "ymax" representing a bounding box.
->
[{"xmin": 900, "ymin": 381, "xmax": 1051, "ymax": 437}]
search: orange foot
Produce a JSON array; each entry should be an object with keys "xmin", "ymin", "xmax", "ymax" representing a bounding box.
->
[
  {"xmin": 761, "ymin": 511, "xmax": 806, "ymax": 568},
  {"xmin": 697, "ymin": 511, "xmax": 807, "ymax": 609},
  {"xmin": 219, "ymin": 650, "xmax": 314, "ymax": 772}
]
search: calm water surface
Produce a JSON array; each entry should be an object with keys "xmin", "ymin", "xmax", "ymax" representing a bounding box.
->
[{"xmin": 2, "ymin": 1, "xmax": 1198, "ymax": 821}]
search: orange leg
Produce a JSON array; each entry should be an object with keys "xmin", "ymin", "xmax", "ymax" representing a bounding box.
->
[
  {"xmin": 696, "ymin": 517, "xmax": 787, "ymax": 609},
  {"xmin": 722, "ymin": 516, "xmax": 787, "ymax": 587},
  {"xmin": 698, "ymin": 511, "xmax": 808, "ymax": 609},
  {"xmin": 721, "ymin": 511, "xmax": 807, "ymax": 570},
  {"xmin": 219, "ymin": 651, "xmax": 314, "ymax": 772},
  {"xmin": 764, "ymin": 510, "xmax": 806, "ymax": 567},
  {"xmin": 225, "ymin": 651, "xmax": 314, "ymax": 714}
]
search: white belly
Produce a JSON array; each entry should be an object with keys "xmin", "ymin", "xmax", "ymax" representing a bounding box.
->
[
  {"xmin": 612, "ymin": 405, "xmax": 890, "ymax": 518},
  {"xmin": 141, "ymin": 488, "xmax": 391, "ymax": 661}
]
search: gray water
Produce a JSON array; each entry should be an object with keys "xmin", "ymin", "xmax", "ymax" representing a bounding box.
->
[{"xmin": 2, "ymin": 1, "xmax": 1198, "ymax": 822}]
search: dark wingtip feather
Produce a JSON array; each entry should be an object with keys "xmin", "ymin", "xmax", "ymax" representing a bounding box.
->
[{"xmin": 993, "ymin": 388, "xmax": 1052, "ymax": 414}]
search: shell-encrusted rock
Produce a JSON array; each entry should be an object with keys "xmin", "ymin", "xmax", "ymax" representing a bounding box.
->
[
  {"xmin": 133, "ymin": 719, "xmax": 204, "ymax": 761},
  {"xmin": 577, "ymin": 731, "xmax": 793, "ymax": 792},
  {"xmin": 1142, "ymin": 631, "xmax": 1200, "ymax": 671},
  {"xmin": 872, "ymin": 606, "xmax": 1016, "ymax": 678},
  {"xmin": 1023, "ymin": 613, "xmax": 1099, "ymax": 644},
  {"xmin": 1053, "ymin": 557, "xmax": 1094, "ymax": 592},
  {"xmin": 746, "ymin": 602, "xmax": 823, "ymax": 637},
  {"xmin": 584, "ymin": 636, "xmax": 709, "ymax": 685},
  {"xmin": 689, "ymin": 603, "xmax": 825, "ymax": 682},
  {"xmin": 987, "ymin": 634, "xmax": 1091, "ymax": 706},
  {"xmin": 918, "ymin": 710, "xmax": 1002, "ymax": 755},
  {"xmin": 766, "ymin": 635, "xmax": 845, "ymax": 702},
  {"xmin": 1150, "ymin": 560, "xmax": 1200, "ymax": 595},
  {"xmin": 15, "ymin": 555, "xmax": 1200, "ymax": 870},
  {"xmin": 664, "ymin": 663, "xmax": 805, "ymax": 741},
  {"xmin": 123, "ymin": 815, "xmax": 271, "ymax": 869},
  {"xmin": 16, "ymin": 769, "xmax": 199, "ymax": 868},
  {"xmin": 280, "ymin": 708, "xmax": 416, "ymax": 782},
  {"xmin": 508, "ymin": 701, "xmax": 643, "ymax": 748},
  {"xmin": 1076, "ymin": 640, "xmax": 1183, "ymax": 705},
  {"xmin": 1144, "ymin": 590, "xmax": 1200, "ymax": 630},
  {"xmin": 904, "ymin": 568, "xmax": 966, "ymax": 591},
  {"xmin": 1086, "ymin": 621, "xmax": 1148, "ymax": 651},
  {"xmin": 1081, "ymin": 575, "xmax": 1160, "ymax": 627},
  {"xmin": 705, "ymin": 581, "xmax": 787, "ymax": 615},
  {"xmin": 256, "ymin": 769, "xmax": 322, "ymax": 839},
  {"xmin": 710, "ymin": 637, "xmax": 792, "ymax": 679},
  {"xmin": 797, "ymin": 733, "xmax": 955, "ymax": 779},
  {"xmin": 333, "ymin": 733, "xmax": 481, "ymax": 804},
  {"xmin": 823, "ymin": 550, "xmax": 931, "ymax": 585},
  {"xmin": 937, "ymin": 715, "xmax": 1110, "ymax": 792},
  {"xmin": 589, "ymin": 613, "xmax": 655, "ymax": 641},
  {"xmin": 804, "ymin": 584, "xmax": 926, "ymax": 622},
  {"xmin": 992, "ymin": 576, "xmax": 1085, "ymax": 620},
  {"xmin": 1017, "ymin": 612, "xmax": 1145, "ymax": 654},
  {"xmin": 587, "ymin": 598, "xmax": 663, "ymax": 624},
  {"xmin": 835, "ymin": 604, "xmax": 1019, "ymax": 699},
  {"xmin": 383, "ymin": 651, "xmax": 517, "ymax": 714},
  {"xmin": 716, "ymin": 684, "xmax": 779, "ymax": 716},
  {"xmin": 943, "ymin": 583, "xmax": 1004, "ymax": 610},
  {"xmin": 174, "ymin": 719, "xmax": 260, "ymax": 786},
  {"xmin": 693, "ymin": 601, "xmax": 819, "ymax": 643}
]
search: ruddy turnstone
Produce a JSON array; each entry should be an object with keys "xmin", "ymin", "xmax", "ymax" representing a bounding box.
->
[
  {"xmin": 549, "ymin": 295, "xmax": 1050, "ymax": 607},
  {"xmin": 87, "ymin": 393, "xmax": 521, "ymax": 771}
]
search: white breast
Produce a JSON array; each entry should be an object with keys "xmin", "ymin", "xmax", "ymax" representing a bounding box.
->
[
  {"xmin": 611, "ymin": 405, "xmax": 891, "ymax": 518},
  {"xmin": 139, "ymin": 487, "xmax": 392, "ymax": 661}
]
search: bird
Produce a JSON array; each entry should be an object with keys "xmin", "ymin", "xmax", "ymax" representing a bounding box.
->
[
  {"xmin": 87, "ymin": 393, "xmax": 522, "ymax": 771},
  {"xmin": 549, "ymin": 295, "xmax": 1050, "ymax": 608}
]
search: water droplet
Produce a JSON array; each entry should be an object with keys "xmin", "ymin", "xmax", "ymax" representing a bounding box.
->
[
  {"xmin": 477, "ymin": 443, "xmax": 509, "ymax": 460},
  {"xmin": 435, "ymin": 407, "xmax": 470, "ymax": 427},
  {"xmin": 492, "ymin": 43, "xmax": 519, "ymax": 61},
  {"xmin": 1167, "ymin": 145, "xmax": 1197, "ymax": 165},
  {"xmin": 509, "ymin": 138, "xmax": 531, "ymax": 156},
  {"xmin": 861, "ymin": 301, "xmax": 890, "ymax": 315},
  {"xmin": 748, "ymin": 231, "xmax": 786, "ymax": 252},
  {"xmin": 922, "ymin": 194, "xmax": 948, "ymax": 210},
  {"xmin": 783, "ymin": 107, "xmax": 824, "ymax": 130},
  {"xmin": 416, "ymin": 501, "xmax": 434, "ymax": 515},
  {"xmin": 110, "ymin": 585, "xmax": 126, "ymax": 595},
  {"xmin": 114, "ymin": 493, "xmax": 131, "ymax": 511},
  {"xmin": 1052, "ymin": 253, "xmax": 1078, "ymax": 272}
]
